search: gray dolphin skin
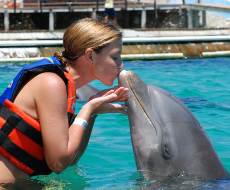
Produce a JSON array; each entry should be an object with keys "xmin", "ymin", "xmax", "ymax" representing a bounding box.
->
[
  {"xmin": 76, "ymin": 84, "xmax": 99, "ymax": 101},
  {"xmin": 118, "ymin": 70, "xmax": 228, "ymax": 179}
]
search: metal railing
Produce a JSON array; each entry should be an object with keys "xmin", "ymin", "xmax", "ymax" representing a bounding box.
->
[{"xmin": 1, "ymin": 0, "xmax": 134, "ymax": 13}]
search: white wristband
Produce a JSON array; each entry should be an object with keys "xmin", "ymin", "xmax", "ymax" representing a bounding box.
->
[{"xmin": 73, "ymin": 118, "xmax": 88, "ymax": 130}]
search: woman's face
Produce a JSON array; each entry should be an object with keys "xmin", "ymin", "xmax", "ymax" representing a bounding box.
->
[{"xmin": 92, "ymin": 39, "xmax": 123, "ymax": 86}]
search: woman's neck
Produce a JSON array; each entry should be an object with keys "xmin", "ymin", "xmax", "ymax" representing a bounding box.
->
[{"xmin": 65, "ymin": 57, "xmax": 95, "ymax": 89}]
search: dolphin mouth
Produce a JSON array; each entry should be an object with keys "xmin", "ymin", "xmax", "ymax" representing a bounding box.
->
[{"xmin": 119, "ymin": 70, "xmax": 157, "ymax": 133}]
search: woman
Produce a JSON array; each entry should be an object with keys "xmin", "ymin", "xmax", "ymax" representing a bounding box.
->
[{"xmin": 0, "ymin": 18, "xmax": 129, "ymax": 181}]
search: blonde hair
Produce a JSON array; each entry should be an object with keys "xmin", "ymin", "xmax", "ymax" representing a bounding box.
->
[{"xmin": 54, "ymin": 17, "xmax": 122, "ymax": 66}]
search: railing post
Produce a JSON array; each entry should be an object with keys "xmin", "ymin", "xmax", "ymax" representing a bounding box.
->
[
  {"xmin": 188, "ymin": 9, "xmax": 193, "ymax": 28},
  {"xmin": 49, "ymin": 10, "xmax": 54, "ymax": 31},
  {"xmin": 202, "ymin": 10, "xmax": 206, "ymax": 27},
  {"xmin": 141, "ymin": 7, "xmax": 146, "ymax": 28},
  {"xmin": 96, "ymin": 0, "xmax": 99, "ymax": 12},
  {"xmin": 40, "ymin": 0, "xmax": 43, "ymax": 13},
  {"xmin": 68, "ymin": 2, "xmax": 71, "ymax": 12},
  {"xmin": 91, "ymin": 8, "xmax": 97, "ymax": 19},
  {"xmin": 193, "ymin": 10, "xmax": 200, "ymax": 28},
  {"xmin": 4, "ymin": 11, "xmax": 9, "ymax": 32},
  {"xmin": 124, "ymin": 0, "xmax": 129, "ymax": 28},
  {"xmin": 154, "ymin": 0, "xmax": 157, "ymax": 26},
  {"xmin": 14, "ymin": 0, "xmax": 16, "ymax": 13}
]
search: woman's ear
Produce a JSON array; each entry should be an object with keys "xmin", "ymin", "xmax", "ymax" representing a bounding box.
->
[{"xmin": 85, "ymin": 48, "xmax": 94, "ymax": 65}]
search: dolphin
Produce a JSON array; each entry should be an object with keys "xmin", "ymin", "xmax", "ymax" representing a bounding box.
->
[
  {"xmin": 118, "ymin": 70, "xmax": 228, "ymax": 179},
  {"xmin": 76, "ymin": 84, "xmax": 99, "ymax": 101}
]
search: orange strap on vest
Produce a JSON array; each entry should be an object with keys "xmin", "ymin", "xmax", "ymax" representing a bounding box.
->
[{"xmin": 0, "ymin": 100, "xmax": 51, "ymax": 175}]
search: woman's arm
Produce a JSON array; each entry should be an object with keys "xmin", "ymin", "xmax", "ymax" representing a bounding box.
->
[
  {"xmin": 35, "ymin": 73, "xmax": 84, "ymax": 174},
  {"xmin": 34, "ymin": 73, "xmax": 128, "ymax": 174},
  {"xmin": 69, "ymin": 116, "xmax": 95, "ymax": 166},
  {"xmin": 69, "ymin": 87, "xmax": 129, "ymax": 166}
]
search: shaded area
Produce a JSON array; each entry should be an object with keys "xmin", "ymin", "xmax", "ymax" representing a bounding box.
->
[
  {"xmin": 55, "ymin": 12, "xmax": 91, "ymax": 30},
  {"xmin": 1, "ymin": 9, "xmax": 187, "ymax": 31},
  {"xmin": 0, "ymin": 13, "xmax": 3, "ymax": 30},
  {"xmin": 9, "ymin": 13, "xmax": 49, "ymax": 30}
]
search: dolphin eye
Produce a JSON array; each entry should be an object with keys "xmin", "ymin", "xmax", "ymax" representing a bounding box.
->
[
  {"xmin": 162, "ymin": 144, "xmax": 173, "ymax": 159},
  {"xmin": 161, "ymin": 130, "xmax": 174, "ymax": 160}
]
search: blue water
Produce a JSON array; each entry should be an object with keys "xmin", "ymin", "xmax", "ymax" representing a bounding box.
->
[{"xmin": 0, "ymin": 58, "xmax": 230, "ymax": 189}]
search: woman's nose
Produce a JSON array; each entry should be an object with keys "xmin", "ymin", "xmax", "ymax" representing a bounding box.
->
[{"xmin": 118, "ymin": 60, "xmax": 124, "ymax": 69}]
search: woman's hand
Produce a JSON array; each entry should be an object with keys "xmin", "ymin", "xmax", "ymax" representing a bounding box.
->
[
  {"xmin": 87, "ymin": 86, "xmax": 129, "ymax": 115},
  {"xmin": 89, "ymin": 86, "xmax": 129, "ymax": 102}
]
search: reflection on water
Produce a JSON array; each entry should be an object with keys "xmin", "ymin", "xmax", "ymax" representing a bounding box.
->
[
  {"xmin": 1, "ymin": 172, "xmax": 230, "ymax": 190},
  {"xmin": 0, "ymin": 179, "xmax": 45, "ymax": 190},
  {"xmin": 134, "ymin": 172, "xmax": 230, "ymax": 190},
  {"xmin": 0, "ymin": 48, "xmax": 41, "ymax": 59}
]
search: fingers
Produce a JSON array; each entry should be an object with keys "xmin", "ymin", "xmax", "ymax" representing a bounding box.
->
[
  {"xmin": 111, "ymin": 103, "xmax": 128, "ymax": 110},
  {"xmin": 110, "ymin": 87, "xmax": 129, "ymax": 102},
  {"xmin": 106, "ymin": 103, "xmax": 128, "ymax": 115},
  {"xmin": 89, "ymin": 90, "xmax": 115, "ymax": 101},
  {"xmin": 116, "ymin": 94, "xmax": 130, "ymax": 102},
  {"xmin": 87, "ymin": 86, "xmax": 129, "ymax": 116},
  {"xmin": 90, "ymin": 92, "xmax": 118, "ymax": 105},
  {"xmin": 111, "ymin": 109, "xmax": 128, "ymax": 116},
  {"xmin": 102, "ymin": 90, "xmax": 115, "ymax": 97},
  {"xmin": 103, "ymin": 93, "xmax": 118, "ymax": 102},
  {"xmin": 94, "ymin": 86, "xmax": 129, "ymax": 102},
  {"xmin": 111, "ymin": 86, "xmax": 120, "ymax": 91}
]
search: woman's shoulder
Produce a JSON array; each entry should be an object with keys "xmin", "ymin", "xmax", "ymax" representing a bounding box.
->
[
  {"xmin": 13, "ymin": 72, "xmax": 67, "ymax": 120},
  {"xmin": 35, "ymin": 72, "xmax": 66, "ymax": 88},
  {"xmin": 34, "ymin": 72, "xmax": 67, "ymax": 96},
  {"xmin": 31, "ymin": 72, "xmax": 68, "ymax": 115}
]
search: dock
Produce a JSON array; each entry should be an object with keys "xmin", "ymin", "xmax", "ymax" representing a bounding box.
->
[{"xmin": 1, "ymin": 28, "xmax": 230, "ymax": 63}]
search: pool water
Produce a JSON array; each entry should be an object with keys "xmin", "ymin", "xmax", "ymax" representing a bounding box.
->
[{"xmin": 0, "ymin": 58, "xmax": 230, "ymax": 189}]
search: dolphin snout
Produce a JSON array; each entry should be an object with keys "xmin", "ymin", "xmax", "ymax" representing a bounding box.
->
[
  {"xmin": 118, "ymin": 70, "xmax": 135, "ymax": 83},
  {"xmin": 118, "ymin": 70, "xmax": 128, "ymax": 87},
  {"xmin": 119, "ymin": 70, "xmax": 127, "ymax": 77}
]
